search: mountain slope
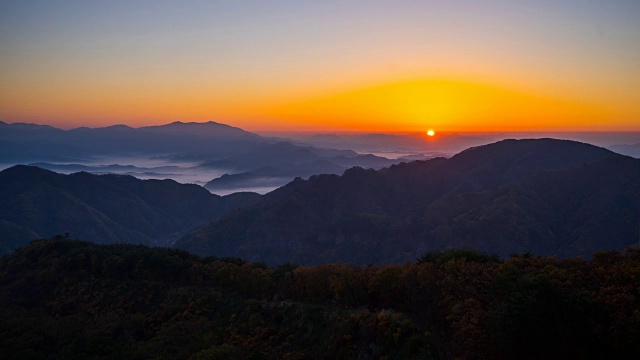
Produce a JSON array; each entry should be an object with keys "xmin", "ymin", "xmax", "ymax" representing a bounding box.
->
[
  {"xmin": 201, "ymin": 141, "xmax": 396, "ymax": 192},
  {"xmin": 423, "ymin": 155, "xmax": 639, "ymax": 257},
  {"xmin": 0, "ymin": 165, "xmax": 261, "ymax": 254},
  {"xmin": 177, "ymin": 139, "xmax": 639, "ymax": 265}
]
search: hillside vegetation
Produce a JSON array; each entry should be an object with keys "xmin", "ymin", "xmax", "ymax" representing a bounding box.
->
[{"xmin": 1, "ymin": 238, "xmax": 639, "ymax": 359}]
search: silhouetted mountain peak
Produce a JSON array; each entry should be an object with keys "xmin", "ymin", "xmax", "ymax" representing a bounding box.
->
[
  {"xmin": 152, "ymin": 120, "xmax": 240, "ymax": 131},
  {"xmin": 445, "ymin": 138, "xmax": 616, "ymax": 189},
  {"xmin": 69, "ymin": 124, "xmax": 137, "ymax": 134},
  {"xmin": 138, "ymin": 120, "xmax": 262, "ymax": 141},
  {"xmin": 455, "ymin": 138, "xmax": 613, "ymax": 162},
  {"xmin": 103, "ymin": 124, "xmax": 134, "ymax": 130},
  {"xmin": 166, "ymin": 120, "xmax": 222, "ymax": 126},
  {"xmin": 0, "ymin": 164, "xmax": 58, "ymax": 179},
  {"xmin": 178, "ymin": 138, "xmax": 639, "ymax": 265},
  {"xmin": 1, "ymin": 122, "xmax": 62, "ymax": 131},
  {"xmin": 342, "ymin": 166, "xmax": 376, "ymax": 177}
]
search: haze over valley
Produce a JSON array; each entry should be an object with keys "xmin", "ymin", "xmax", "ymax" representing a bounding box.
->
[
  {"xmin": 2, "ymin": 120, "xmax": 639, "ymax": 195},
  {"xmin": 2, "ymin": 129, "xmax": 639, "ymax": 263}
]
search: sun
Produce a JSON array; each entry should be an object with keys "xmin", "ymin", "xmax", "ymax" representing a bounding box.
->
[{"xmin": 426, "ymin": 129, "xmax": 435, "ymax": 137}]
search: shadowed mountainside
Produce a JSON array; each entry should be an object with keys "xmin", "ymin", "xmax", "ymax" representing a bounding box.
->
[
  {"xmin": 0, "ymin": 165, "xmax": 261, "ymax": 254},
  {"xmin": 177, "ymin": 139, "xmax": 640, "ymax": 265}
]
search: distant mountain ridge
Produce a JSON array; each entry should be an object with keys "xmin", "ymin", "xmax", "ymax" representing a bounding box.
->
[
  {"xmin": 1, "ymin": 120, "xmax": 400, "ymax": 192},
  {"xmin": 0, "ymin": 165, "xmax": 261, "ymax": 255},
  {"xmin": 0, "ymin": 120, "xmax": 262, "ymax": 163},
  {"xmin": 201, "ymin": 141, "xmax": 396, "ymax": 192},
  {"xmin": 177, "ymin": 139, "xmax": 640, "ymax": 265}
]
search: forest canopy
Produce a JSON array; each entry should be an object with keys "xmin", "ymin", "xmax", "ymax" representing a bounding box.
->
[{"xmin": 1, "ymin": 237, "xmax": 639, "ymax": 359}]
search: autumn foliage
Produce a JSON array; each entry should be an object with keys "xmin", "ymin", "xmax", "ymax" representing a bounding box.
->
[{"xmin": 1, "ymin": 237, "xmax": 639, "ymax": 359}]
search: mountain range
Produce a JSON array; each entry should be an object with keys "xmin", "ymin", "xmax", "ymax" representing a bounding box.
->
[
  {"xmin": 1, "ymin": 138, "xmax": 638, "ymax": 264},
  {"xmin": 0, "ymin": 121, "xmax": 398, "ymax": 192},
  {"xmin": 177, "ymin": 138, "xmax": 640, "ymax": 265},
  {"xmin": 201, "ymin": 141, "xmax": 396, "ymax": 192},
  {"xmin": 0, "ymin": 165, "xmax": 260, "ymax": 255},
  {"xmin": 0, "ymin": 120, "xmax": 261, "ymax": 163}
]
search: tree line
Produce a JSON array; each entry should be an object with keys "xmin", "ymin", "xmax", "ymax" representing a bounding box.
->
[{"xmin": 1, "ymin": 236, "xmax": 638, "ymax": 359}]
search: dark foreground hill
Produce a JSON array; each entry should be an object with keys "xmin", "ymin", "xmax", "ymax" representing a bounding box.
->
[
  {"xmin": 0, "ymin": 165, "xmax": 261, "ymax": 254},
  {"xmin": 178, "ymin": 139, "xmax": 640, "ymax": 265},
  {"xmin": 1, "ymin": 238, "xmax": 639, "ymax": 359}
]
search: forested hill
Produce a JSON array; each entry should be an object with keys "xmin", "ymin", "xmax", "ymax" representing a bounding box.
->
[
  {"xmin": 0, "ymin": 165, "xmax": 261, "ymax": 254},
  {"xmin": 178, "ymin": 138, "xmax": 640, "ymax": 265},
  {"xmin": 1, "ymin": 238, "xmax": 639, "ymax": 359}
]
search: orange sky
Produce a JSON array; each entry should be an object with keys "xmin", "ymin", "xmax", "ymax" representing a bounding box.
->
[
  {"xmin": 261, "ymin": 78, "xmax": 629, "ymax": 133},
  {"xmin": 1, "ymin": 1, "xmax": 639, "ymax": 132}
]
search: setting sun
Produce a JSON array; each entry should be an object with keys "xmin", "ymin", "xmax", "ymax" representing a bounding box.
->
[
  {"xmin": 264, "ymin": 79, "xmax": 622, "ymax": 133},
  {"xmin": 427, "ymin": 130, "xmax": 435, "ymax": 137}
]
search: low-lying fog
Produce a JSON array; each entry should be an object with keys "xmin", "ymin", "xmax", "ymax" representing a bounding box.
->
[{"xmin": 3, "ymin": 130, "xmax": 639, "ymax": 196}]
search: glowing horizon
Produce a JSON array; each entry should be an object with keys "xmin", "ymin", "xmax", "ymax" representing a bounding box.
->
[{"xmin": 1, "ymin": 1, "xmax": 639, "ymax": 133}]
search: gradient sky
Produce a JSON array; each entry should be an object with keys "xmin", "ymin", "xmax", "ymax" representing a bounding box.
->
[{"xmin": 1, "ymin": 0, "xmax": 639, "ymax": 132}]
